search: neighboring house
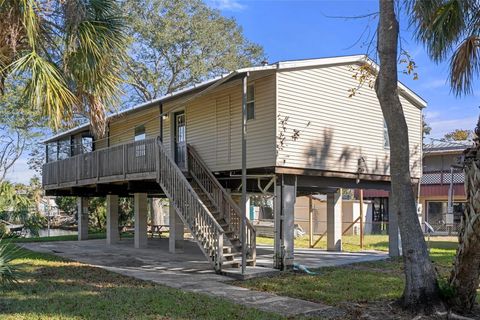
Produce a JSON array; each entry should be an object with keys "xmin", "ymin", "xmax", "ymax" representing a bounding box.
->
[
  {"xmin": 292, "ymin": 195, "xmax": 373, "ymax": 237},
  {"xmin": 420, "ymin": 140, "xmax": 470, "ymax": 234},
  {"xmin": 41, "ymin": 55, "xmax": 424, "ymax": 272},
  {"xmin": 363, "ymin": 140, "xmax": 471, "ymax": 235}
]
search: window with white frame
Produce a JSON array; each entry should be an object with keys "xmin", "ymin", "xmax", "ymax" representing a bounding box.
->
[
  {"xmin": 135, "ymin": 125, "xmax": 146, "ymax": 157},
  {"xmin": 247, "ymin": 84, "xmax": 255, "ymax": 121},
  {"xmin": 383, "ymin": 121, "xmax": 390, "ymax": 149}
]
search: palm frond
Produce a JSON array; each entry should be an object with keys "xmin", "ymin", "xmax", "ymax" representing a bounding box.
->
[
  {"xmin": 0, "ymin": 240, "xmax": 22, "ymax": 286},
  {"xmin": 410, "ymin": 0, "xmax": 467, "ymax": 62},
  {"xmin": 0, "ymin": 0, "xmax": 127, "ymax": 135},
  {"xmin": 450, "ymin": 35, "xmax": 480, "ymax": 96},
  {"xmin": 62, "ymin": 0, "xmax": 126, "ymax": 137},
  {"xmin": 8, "ymin": 52, "xmax": 78, "ymax": 128}
]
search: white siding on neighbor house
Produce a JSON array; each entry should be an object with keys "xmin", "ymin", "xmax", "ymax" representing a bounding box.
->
[
  {"xmin": 276, "ymin": 64, "xmax": 423, "ymax": 178},
  {"xmin": 161, "ymin": 74, "xmax": 277, "ymax": 171}
]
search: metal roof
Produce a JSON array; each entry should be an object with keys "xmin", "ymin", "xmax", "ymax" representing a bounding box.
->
[
  {"xmin": 424, "ymin": 140, "xmax": 473, "ymax": 154},
  {"xmin": 43, "ymin": 54, "xmax": 427, "ymax": 143}
]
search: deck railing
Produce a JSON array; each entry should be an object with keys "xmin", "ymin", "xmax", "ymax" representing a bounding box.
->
[
  {"xmin": 156, "ymin": 139, "xmax": 225, "ymax": 271},
  {"xmin": 42, "ymin": 136, "xmax": 252, "ymax": 271},
  {"xmin": 187, "ymin": 144, "xmax": 256, "ymax": 263},
  {"xmin": 421, "ymin": 170, "xmax": 464, "ymax": 185},
  {"xmin": 42, "ymin": 138, "xmax": 158, "ymax": 187}
]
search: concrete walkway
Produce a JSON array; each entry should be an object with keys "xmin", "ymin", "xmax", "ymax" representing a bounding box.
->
[
  {"xmin": 256, "ymin": 245, "xmax": 388, "ymax": 269},
  {"xmin": 20, "ymin": 238, "xmax": 385, "ymax": 318}
]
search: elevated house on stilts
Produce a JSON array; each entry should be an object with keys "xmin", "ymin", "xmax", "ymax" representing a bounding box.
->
[{"xmin": 42, "ymin": 55, "xmax": 424, "ymax": 272}]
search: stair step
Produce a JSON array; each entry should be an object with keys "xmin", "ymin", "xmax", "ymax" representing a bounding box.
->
[
  {"xmin": 220, "ymin": 258, "xmax": 256, "ymax": 268},
  {"xmin": 222, "ymin": 260, "xmax": 240, "ymax": 268}
]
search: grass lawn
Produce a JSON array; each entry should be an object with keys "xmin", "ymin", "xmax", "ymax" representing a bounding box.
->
[
  {"xmin": 257, "ymin": 234, "xmax": 391, "ymax": 252},
  {"xmin": 11, "ymin": 232, "xmax": 136, "ymax": 243},
  {"xmin": 242, "ymin": 236, "xmax": 480, "ymax": 307},
  {"xmin": 0, "ymin": 242, "xmax": 283, "ymax": 320}
]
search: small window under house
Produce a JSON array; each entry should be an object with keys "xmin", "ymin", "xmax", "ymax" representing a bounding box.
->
[
  {"xmin": 247, "ymin": 84, "xmax": 255, "ymax": 121},
  {"xmin": 383, "ymin": 121, "xmax": 390, "ymax": 149},
  {"xmin": 135, "ymin": 125, "xmax": 146, "ymax": 157}
]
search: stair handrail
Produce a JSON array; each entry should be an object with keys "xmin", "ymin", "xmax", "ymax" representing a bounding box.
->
[
  {"xmin": 155, "ymin": 138, "xmax": 225, "ymax": 271},
  {"xmin": 187, "ymin": 144, "xmax": 256, "ymax": 261}
]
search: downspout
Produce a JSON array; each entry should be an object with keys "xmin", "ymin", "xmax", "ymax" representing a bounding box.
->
[
  {"xmin": 241, "ymin": 72, "xmax": 249, "ymax": 275},
  {"xmin": 447, "ymin": 166, "xmax": 454, "ymax": 215},
  {"xmin": 107, "ymin": 122, "xmax": 110, "ymax": 148},
  {"xmin": 159, "ymin": 103, "xmax": 163, "ymax": 142},
  {"xmin": 70, "ymin": 135, "xmax": 75, "ymax": 157}
]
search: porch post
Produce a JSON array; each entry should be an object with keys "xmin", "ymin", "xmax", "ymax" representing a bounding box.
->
[
  {"xmin": 77, "ymin": 197, "xmax": 89, "ymax": 241},
  {"xmin": 327, "ymin": 189, "xmax": 342, "ymax": 251},
  {"xmin": 388, "ymin": 197, "xmax": 401, "ymax": 257},
  {"xmin": 134, "ymin": 193, "xmax": 148, "ymax": 248},
  {"xmin": 106, "ymin": 194, "xmax": 119, "ymax": 245},
  {"xmin": 169, "ymin": 200, "xmax": 184, "ymax": 253},
  {"xmin": 274, "ymin": 174, "xmax": 296, "ymax": 270}
]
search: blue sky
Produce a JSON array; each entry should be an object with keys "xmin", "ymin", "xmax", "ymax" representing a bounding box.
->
[
  {"xmin": 209, "ymin": 0, "xmax": 479, "ymax": 137},
  {"xmin": 7, "ymin": 0, "xmax": 479, "ymax": 184}
]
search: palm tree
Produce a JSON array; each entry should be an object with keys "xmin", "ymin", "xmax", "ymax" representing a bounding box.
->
[
  {"xmin": 409, "ymin": 0, "xmax": 480, "ymax": 312},
  {"xmin": 0, "ymin": 0, "xmax": 126, "ymax": 137}
]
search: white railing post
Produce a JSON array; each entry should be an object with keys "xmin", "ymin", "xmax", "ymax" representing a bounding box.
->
[
  {"xmin": 217, "ymin": 232, "xmax": 224, "ymax": 272},
  {"xmin": 123, "ymin": 144, "xmax": 127, "ymax": 178}
]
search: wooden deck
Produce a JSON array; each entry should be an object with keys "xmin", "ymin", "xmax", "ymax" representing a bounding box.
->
[{"xmin": 42, "ymin": 138, "xmax": 158, "ymax": 190}]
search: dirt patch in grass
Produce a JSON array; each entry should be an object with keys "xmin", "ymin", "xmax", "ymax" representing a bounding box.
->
[{"xmin": 342, "ymin": 300, "xmax": 480, "ymax": 320}]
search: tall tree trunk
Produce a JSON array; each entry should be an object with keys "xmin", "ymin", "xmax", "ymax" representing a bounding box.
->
[
  {"xmin": 449, "ymin": 116, "xmax": 480, "ymax": 312},
  {"xmin": 375, "ymin": 0, "xmax": 441, "ymax": 310},
  {"xmin": 151, "ymin": 198, "xmax": 164, "ymax": 226}
]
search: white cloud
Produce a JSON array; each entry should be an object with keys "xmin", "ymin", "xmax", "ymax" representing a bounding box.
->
[
  {"xmin": 207, "ymin": 0, "xmax": 246, "ymax": 11},
  {"xmin": 429, "ymin": 116, "xmax": 478, "ymax": 138},
  {"xmin": 423, "ymin": 110, "xmax": 440, "ymax": 120},
  {"xmin": 421, "ymin": 78, "xmax": 447, "ymax": 90}
]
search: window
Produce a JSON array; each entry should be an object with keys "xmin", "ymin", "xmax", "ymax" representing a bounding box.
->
[
  {"xmin": 134, "ymin": 125, "xmax": 146, "ymax": 141},
  {"xmin": 134, "ymin": 125, "xmax": 146, "ymax": 157},
  {"xmin": 383, "ymin": 121, "xmax": 390, "ymax": 149},
  {"xmin": 46, "ymin": 142, "xmax": 58, "ymax": 162},
  {"xmin": 246, "ymin": 84, "xmax": 255, "ymax": 120},
  {"xmin": 81, "ymin": 136, "xmax": 93, "ymax": 153},
  {"xmin": 427, "ymin": 201, "xmax": 466, "ymax": 228},
  {"xmin": 57, "ymin": 138, "xmax": 71, "ymax": 160}
]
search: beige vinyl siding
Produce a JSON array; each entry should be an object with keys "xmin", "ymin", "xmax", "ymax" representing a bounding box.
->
[
  {"xmin": 94, "ymin": 135, "xmax": 108, "ymax": 150},
  {"xmin": 276, "ymin": 64, "xmax": 422, "ymax": 178},
  {"xmin": 162, "ymin": 74, "xmax": 277, "ymax": 171},
  {"xmin": 108, "ymin": 106, "xmax": 160, "ymax": 146}
]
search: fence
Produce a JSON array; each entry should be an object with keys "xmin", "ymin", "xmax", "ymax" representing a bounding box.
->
[{"xmin": 253, "ymin": 218, "xmax": 460, "ymax": 250}]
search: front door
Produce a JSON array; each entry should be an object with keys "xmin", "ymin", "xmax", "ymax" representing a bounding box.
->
[{"xmin": 174, "ymin": 111, "xmax": 186, "ymax": 170}]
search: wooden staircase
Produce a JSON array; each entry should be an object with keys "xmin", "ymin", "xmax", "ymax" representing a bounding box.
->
[{"xmin": 155, "ymin": 138, "xmax": 256, "ymax": 272}]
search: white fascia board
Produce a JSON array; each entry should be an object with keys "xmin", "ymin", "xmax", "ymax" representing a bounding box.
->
[
  {"xmin": 277, "ymin": 55, "xmax": 426, "ymax": 109},
  {"xmin": 43, "ymin": 54, "xmax": 427, "ymax": 143},
  {"xmin": 277, "ymin": 55, "xmax": 367, "ymax": 70},
  {"xmin": 361, "ymin": 56, "xmax": 427, "ymax": 109},
  {"xmin": 42, "ymin": 124, "xmax": 90, "ymax": 144},
  {"xmin": 42, "ymin": 72, "xmax": 241, "ymax": 143}
]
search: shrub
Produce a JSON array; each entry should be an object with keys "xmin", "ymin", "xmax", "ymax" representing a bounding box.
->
[
  {"xmin": 0, "ymin": 240, "xmax": 20, "ymax": 286},
  {"xmin": 0, "ymin": 223, "xmax": 9, "ymax": 238}
]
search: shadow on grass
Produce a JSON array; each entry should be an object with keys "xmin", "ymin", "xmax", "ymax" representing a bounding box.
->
[
  {"xmin": 237, "ymin": 266, "xmax": 404, "ymax": 306},
  {"xmin": 11, "ymin": 232, "xmax": 134, "ymax": 244},
  {"xmin": 1, "ymin": 247, "xmax": 282, "ymax": 320}
]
